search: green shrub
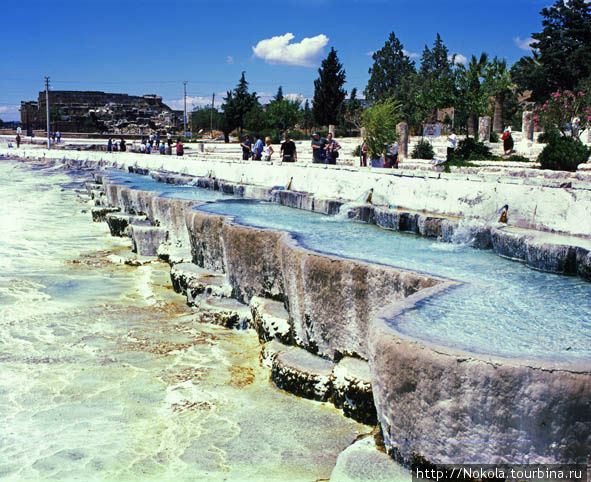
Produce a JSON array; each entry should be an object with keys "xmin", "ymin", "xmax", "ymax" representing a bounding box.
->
[
  {"xmin": 537, "ymin": 127, "xmax": 561, "ymax": 144},
  {"xmin": 505, "ymin": 154, "xmax": 531, "ymax": 162},
  {"xmin": 362, "ymin": 98, "xmax": 401, "ymax": 159},
  {"xmin": 537, "ymin": 136, "xmax": 590, "ymax": 171},
  {"xmin": 489, "ymin": 131, "xmax": 500, "ymax": 143},
  {"xmin": 452, "ymin": 137, "xmax": 500, "ymax": 161},
  {"xmin": 411, "ymin": 139, "xmax": 435, "ymax": 159},
  {"xmin": 443, "ymin": 159, "xmax": 478, "ymax": 172},
  {"xmin": 352, "ymin": 145, "xmax": 362, "ymax": 157}
]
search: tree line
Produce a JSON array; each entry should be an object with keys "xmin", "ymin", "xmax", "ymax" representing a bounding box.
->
[{"xmin": 191, "ymin": 0, "xmax": 590, "ymax": 141}]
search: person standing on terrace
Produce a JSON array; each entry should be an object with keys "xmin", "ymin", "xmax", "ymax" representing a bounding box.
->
[
  {"xmin": 262, "ymin": 137, "xmax": 274, "ymax": 161},
  {"xmin": 240, "ymin": 135, "xmax": 252, "ymax": 160},
  {"xmin": 280, "ymin": 133, "xmax": 297, "ymax": 162},
  {"xmin": 502, "ymin": 124, "xmax": 513, "ymax": 155},
  {"xmin": 311, "ymin": 132, "xmax": 326, "ymax": 163},
  {"xmin": 176, "ymin": 139, "xmax": 184, "ymax": 156},
  {"xmin": 446, "ymin": 128, "xmax": 457, "ymax": 162},
  {"xmin": 252, "ymin": 135, "xmax": 264, "ymax": 160},
  {"xmin": 324, "ymin": 132, "xmax": 341, "ymax": 165}
]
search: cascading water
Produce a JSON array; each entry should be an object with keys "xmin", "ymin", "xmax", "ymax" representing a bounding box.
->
[
  {"xmin": 0, "ymin": 160, "xmax": 367, "ymax": 480},
  {"xmin": 334, "ymin": 188, "xmax": 374, "ymax": 221}
]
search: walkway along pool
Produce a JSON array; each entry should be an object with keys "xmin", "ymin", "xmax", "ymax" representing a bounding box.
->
[{"xmin": 94, "ymin": 165, "xmax": 590, "ymax": 468}]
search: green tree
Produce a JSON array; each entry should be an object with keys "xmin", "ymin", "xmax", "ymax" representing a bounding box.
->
[
  {"xmin": 191, "ymin": 106, "xmax": 224, "ymax": 134},
  {"xmin": 512, "ymin": 0, "xmax": 591, "ymax": 102},
  {"xmin": 416, "ymin": 33, "xmax": 455, "ymax": 123},
  {"xmin": 301, "ymin": 99, "xmax": 313, "ymax": 134},
  {"xmin": 267, "ymin": 95, "xmax": 302, "ymax": 132},
  {"xmin": 344, "ymin": 87, "xmax": 364, "ymax": 133},
  {"xmin": 312, "ymin": 47, "xmax": 347, "ymax": 126},
  {"xmin": 362, "ymin": 97, "xmax": 401, "ymax": 159},
  {"xmin": 365, "ymin": 32, "xmax": 416, "ymax": 103},
  {"xmin": 364, "ymin": 32, "xmax": 417, "ymax": 127},
  {"xmin": 274, "ymin": 86, "xmax": 284, "ymax": 102},
  {"xmin": 243, "ymin": 104, "xmax": 268, "ymax": 133},
  {"xmin": 456, "ymin": 53, "xmax": 490, "ymax": 136},
  {"xmin": 221, "ymin": 72, "xmax": 259, "ymax": 138},
  {"xmin": 485, "ymin": 57, "xmax": 514, "ymax": 132}
]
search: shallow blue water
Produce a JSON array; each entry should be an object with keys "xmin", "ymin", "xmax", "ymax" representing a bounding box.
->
[
  {"xmin": 103, "ymin": 170, "xmax": 237, "ymax": 202},
  {"xmin": 195, "ymin": 200, "xmax": 591, "ymax": 361},
  {"xmin": 101, "ymin": 170, "xmax": 591, "ymax": 360}
]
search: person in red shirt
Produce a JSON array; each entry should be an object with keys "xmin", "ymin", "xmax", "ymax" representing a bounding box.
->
[{"xmin": 176, "ymin": 139, "xmax": 184, "ymax": 156}]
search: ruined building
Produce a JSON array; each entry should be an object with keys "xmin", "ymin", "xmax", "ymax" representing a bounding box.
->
[{"xmin": 20, "ymin": 90, "xmax": 183, "ymax": 134}]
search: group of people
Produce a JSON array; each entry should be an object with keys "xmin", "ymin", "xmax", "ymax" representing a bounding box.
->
[
  {"xmin": 240, "ymin": 135, "xmax": 275, "ymax": 161},
  {"xmin": 239, "ymin": 131, "xmax": 343, "ymax": 164},
  {"xmin": 105, "ymin": 132, "xmax": 184, "ymax": 156},
  {"xmin": 359, "ymin": 140, "xmax": 399, "ymax": 168},
  {"xmin": 13, "ymin": 127, "xmax": 61, "ymax": 148},
  {"xmin": 106, "ymin": 138, "xmax": 127, "ymax": 152},
  {"xmin": 311, "ymin": 132, "xmax": 341, "ymax": 164}
]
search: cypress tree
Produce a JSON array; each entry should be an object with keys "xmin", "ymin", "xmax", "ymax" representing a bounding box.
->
[{"xmin": 312, "ymin": 47, "xmax": 347, "ymax": 126}]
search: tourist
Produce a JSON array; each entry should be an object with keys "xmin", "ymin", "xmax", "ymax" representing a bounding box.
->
[
  {"xmin": 280, "ymin": 133, "xmax": 297, "ymax": 163},
  {"xmin": 360, "ymin": 142, "xmax": 368, "ymax": 167},
  {"xmin": 383, "ymin": 141, "xmax": 399, "ymax": 168},
  {"xmin": 167, "ymin": 136, "xmax": 173, "ymax": 148},
  {"xmin": 252, "ymin": 135, "xmax": 264, "ymax": 160},
  {"xmin": 140, "ymin": 141, "xmax": 146, "ymax": 154},
  {"xmin": 159, "ymin": 141, "xmax": 165, "ymax": 154},
  {"xmin": 145, "ymin": 142, "xmax": 151, "ymax": 154},
  {"xmin": 156, "ymin": 132, "xmax": 160, "ymax": 146},
  {"xmin": 572, "ymin": 116, "xmax": 580, "ymax": 140},
  {"xmin": 262, "ymin": 137, "xmax": 274, "ymax": 161},
  {"xmin": 57, "ymin": 131, "xmax": 61, "ymax": 144},
  {"xmin": 149, "ymin": 133, "xmax": 155, "ymax": 148},
  {"xmin": 176, "ymin": 139, "xmax": 184, "ymax": 156},
  {"xmin": 120, "ymin": 138, "xmax": 126, "ymax": 152},
  {"xmin": 446, "ymin": 128, "xmax": 457, "ymax": 162},
  {"xmin": 502, "ymin": 124, "xmax": 513, "ymax": 155},
  {"xmin": 16, "ymin": 134, "xmax": 21, "ymax": 148},
  {"xmin": 107, "ymin": 138, "xmax": 113, "ymax": 153},
  {"xmin": 52, "ymin": 131, "xmax": 56, "ymax": 144},
  {"xmin": 113, "ymin": 139, "xmax": 119, "ymax": 152},
  {"xmin": 324, "ymin": 132, "xmax": 341, "ymax": 165},
  {"xmin": 311, "ymin": 132, "xmax": 326, "ymax": 163},
  {"xmin": 240, "ymin": 135, "xmax": 252, "ymax": 160}
]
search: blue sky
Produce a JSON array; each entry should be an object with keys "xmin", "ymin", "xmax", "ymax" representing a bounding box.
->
[{"xmin": 0, "ymin": 0, "xmax": 548, "ymax": 121}]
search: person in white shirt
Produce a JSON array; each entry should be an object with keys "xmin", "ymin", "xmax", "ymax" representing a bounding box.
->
[
  {"xmin": 262, "ymin": 137, "xmax": 274, "ymax": 161},
  {"xmin": 384, "ymin": 141, "xmax": 399, "ymax": 168},
  {"xmin": 572, "ymin": 117, "xmax": 580, "ymax": 140},
  {"xmin": 446, "ymin": 128, "xmax": 457, "ymax": 161}
]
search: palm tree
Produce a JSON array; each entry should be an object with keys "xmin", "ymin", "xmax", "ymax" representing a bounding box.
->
[
  {"xmin": 486, "ymin": 57, "xmax": 514, "ymax": 133},
  {"xmin": 457, "ymin": 53, "xmax": 489, "ymax": 136}
]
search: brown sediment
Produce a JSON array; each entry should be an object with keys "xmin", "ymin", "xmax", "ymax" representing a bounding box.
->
[{"xmin": 228, "ymin": 365, "xmax": 256, "ymax": 388}]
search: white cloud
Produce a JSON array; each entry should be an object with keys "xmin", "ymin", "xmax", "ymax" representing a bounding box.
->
[
  {"xmin": 449, "ymin": 53, "xmax": 468, "ymax": 65},
  {"xmin": 165, "ymin": 94, "xmax": 224, "ymax": 111},
  {"xmin": 365, "ymin": 51, "xmax": 375, "ymax": 56},
  {"xmin": 0, "ymin": 105, "xmax": 20, "ymax": 121},
  {"xmin": 514, "ymin": 36, "xmax": 535, "ymax": 52},
  {"xmin": 252, "ymin": 33, "xmax": 329, "ymax": 67},
  {"xmin": 403, "ymin": 49, "xmax": 420, "ymax": 59},
  {"xmin": 226, "ymin": 55, "xmax": 234, "ymax": 64}
]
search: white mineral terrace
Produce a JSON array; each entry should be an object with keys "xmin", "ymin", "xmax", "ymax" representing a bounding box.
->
[{"xmin": 2, "ymin": 133, "xmax": 591, "ymax": 237}]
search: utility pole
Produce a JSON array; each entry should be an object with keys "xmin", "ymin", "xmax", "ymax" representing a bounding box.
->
[
  {"xmin": 210, "ymin": 92, "xmax": 215, "ymax": 139},
  {"xmin": 183, "ymin": 81, "xmax": 187, "ymax": 134},
  {"xmin": 45, "ymin": 76, "xmax": 51, "ymax": 149}
]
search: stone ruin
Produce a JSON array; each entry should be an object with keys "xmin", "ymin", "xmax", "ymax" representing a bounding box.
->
[{"xmin": 20, "ymin": 90, "xmax": 183, "ymax": 134}]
